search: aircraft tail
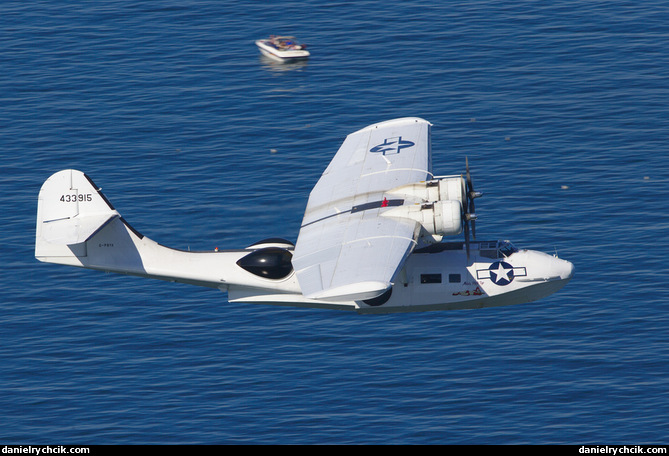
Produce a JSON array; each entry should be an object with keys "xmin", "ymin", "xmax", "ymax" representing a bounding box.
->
[
  {"xmin": 35, "ymin": 170, "xmax": 142, "ymax": 270},
  {"xmin": 35, "ymin": 170, "xmax": 236, "ymax": 289}
]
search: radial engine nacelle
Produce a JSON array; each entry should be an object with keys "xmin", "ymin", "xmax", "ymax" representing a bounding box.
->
[
  {"xmin": 382, "ymin": 176, "xmax": 468, "ymax": 245},
  {"xmin": 381, "ymin": 199, "xmax": 462, "ymax": 244},
  {"xmin": 386, "ymin": 176, "xmax": 466, "ymax": 206}
]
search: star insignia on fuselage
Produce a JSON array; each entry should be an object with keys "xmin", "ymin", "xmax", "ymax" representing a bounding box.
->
[
  {"xmin": 489, "ymin": 261, "xmax": 515, "ymax": 285},
  {"xmin": 369, "ymin": 136, "xmax": 415, "ymax": 155}
]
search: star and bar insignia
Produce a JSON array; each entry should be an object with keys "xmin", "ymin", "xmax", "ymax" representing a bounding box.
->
[{"xmin": 476, "ymin": 261, "xmax": 527, "ymax": 286}]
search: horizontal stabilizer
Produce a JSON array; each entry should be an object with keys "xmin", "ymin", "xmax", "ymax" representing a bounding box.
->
[{"xmin": 41, "ymin": 213, "xmax": 119, "ymax": 244}]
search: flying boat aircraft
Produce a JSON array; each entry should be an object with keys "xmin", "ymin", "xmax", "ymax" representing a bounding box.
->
[{"xmin": 35, "ymin": 118, "xmax": 573, "ymax": 314}]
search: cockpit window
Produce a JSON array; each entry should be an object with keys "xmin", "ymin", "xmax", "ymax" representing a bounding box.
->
[{"xmin": 498, "ymin": 241, "xmax": 518, "ymax": 258}]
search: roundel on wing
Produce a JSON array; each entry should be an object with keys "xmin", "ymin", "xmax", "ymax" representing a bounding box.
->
[
  {"xmin": 488, "ymin": 261, "xmax": 515, "ymax": 286},
  {"xmin": 369, "ymin": 137, "xmax": 415, "ymax": 155}
]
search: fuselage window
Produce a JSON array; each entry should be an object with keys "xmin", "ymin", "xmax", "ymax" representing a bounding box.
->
[
  {"xmin": 449, "ymin": 274, "xmax": 461, "ymax": 283},
  {"xmin": 420, "ymin": 273, "xmax": 442, "ymax": 284}
]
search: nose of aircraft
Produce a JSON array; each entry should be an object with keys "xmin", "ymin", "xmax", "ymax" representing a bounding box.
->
[
  {"xmin": 513, "ymin": 249, "xmax": 574, "ymax": 282},
  {"xmin": 555, "ymin": 256, "xmax": 575, "ymax": 280}
]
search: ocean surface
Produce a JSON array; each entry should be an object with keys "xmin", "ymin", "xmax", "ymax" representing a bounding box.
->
[{"xmin": 2, "ymin": 0, "xmax": 668, "ymax": 445}]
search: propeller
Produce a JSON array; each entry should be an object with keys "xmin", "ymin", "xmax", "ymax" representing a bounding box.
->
[{"xmin": 463, "ymin": 157, "xmax": 483, "ymax": 259}]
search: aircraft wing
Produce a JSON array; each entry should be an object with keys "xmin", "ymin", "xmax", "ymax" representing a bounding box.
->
[{"xmin": 292, "ymin": 117, "xmax": 433, "ymax": 301}]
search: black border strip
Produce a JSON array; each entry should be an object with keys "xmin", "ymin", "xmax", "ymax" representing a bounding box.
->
[
  {"xmin": 300, "ymin": 198, "xmax": 404, "ymax": 229},
  {"xmin": 83, "ymin": 173, "xmax": 115, "ymax": 210}
]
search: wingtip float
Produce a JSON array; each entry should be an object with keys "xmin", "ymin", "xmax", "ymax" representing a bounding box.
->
[{"xmin": 36, "ymin": 118, "xmax": 573, "ymax": 314}]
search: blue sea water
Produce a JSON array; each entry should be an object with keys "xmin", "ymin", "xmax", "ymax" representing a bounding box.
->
[{"xmin": 2, "ymin": 0, "xmax": 669, "ymax": 445}]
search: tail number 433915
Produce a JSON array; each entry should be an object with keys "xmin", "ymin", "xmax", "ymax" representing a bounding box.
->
[{"xmin": 60, "ymin": 194, "xmax": 93, "ymax": 203}]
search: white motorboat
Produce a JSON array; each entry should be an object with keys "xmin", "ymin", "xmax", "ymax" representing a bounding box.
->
[{"xmin": 255, "ymin": 36, "xmax": 310, "ymax": 61}]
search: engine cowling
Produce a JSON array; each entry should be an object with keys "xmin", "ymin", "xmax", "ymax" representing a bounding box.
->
[
  {"xmin": 430, "ymin": 200, "xmax": 463, "ymax": 236},
  {"xmin": 386, "ymin": 176, "xmax": 465, "ymax": 207},
  {"xmin": 382, "ymin": 200, "xmax": 462, "ymax": 237}
]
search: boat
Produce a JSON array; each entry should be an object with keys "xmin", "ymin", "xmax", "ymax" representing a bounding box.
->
[{"xmin": 255, "ymin": 36, "xmax": 310, "ymax": 61}]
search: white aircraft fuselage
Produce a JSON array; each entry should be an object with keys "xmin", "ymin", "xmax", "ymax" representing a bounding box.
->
[
  {"xmin": 35, "ymin": 118, "xmax": 574, "ymax": 314},
  {"xmin": 36, "ymin": 209, "xmax": 572, "ymax": 314}
]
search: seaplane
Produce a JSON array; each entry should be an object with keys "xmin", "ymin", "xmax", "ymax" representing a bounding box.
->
[{"xmin": 35, "ymin": 118, "xmax": 573, "ymax": 314}]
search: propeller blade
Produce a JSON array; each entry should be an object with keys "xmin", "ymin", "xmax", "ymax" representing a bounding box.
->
[
  {"xmin": 463, "ymin": 157, "xmax": 481, "ymax": 254},
  {"xmin": 465, "ymin": 157, "xmax": 481, "ymax": 240},
  {"xmin": 465, "ymin": 157, "xmax": 473, "ymax": 195},
  {"xmin": 470, "ymin": 199, "xmax": 476, "ymax": 239},
  {"xmin": 464, "ymin": 217, "xmax": 470, "ymax": 259}
]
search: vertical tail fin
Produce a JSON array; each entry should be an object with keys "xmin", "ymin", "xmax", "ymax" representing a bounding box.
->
[{"xmin": 36, "ymin": 170, "xmax": 121, "ymax": 263}]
